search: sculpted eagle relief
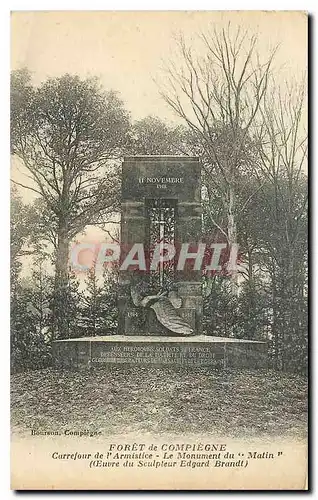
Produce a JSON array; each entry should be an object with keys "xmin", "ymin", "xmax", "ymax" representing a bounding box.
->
[{"xmin": 130, "ymin": 285, "xmax": 194, "ymax": 336}]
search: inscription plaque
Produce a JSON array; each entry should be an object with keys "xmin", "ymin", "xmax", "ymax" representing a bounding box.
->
[
  {"xmin": 91, "ymin": 342, "xmax": 224, "ymax": 367},
  {"xmin": 53, "ymin": 337, "xmax": 268, "ymax": 370}
]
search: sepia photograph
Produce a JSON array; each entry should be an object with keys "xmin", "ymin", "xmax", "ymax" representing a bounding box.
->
[{"xmin": 10, "ymin": 10, "xmax": 308, "ymax": 490}]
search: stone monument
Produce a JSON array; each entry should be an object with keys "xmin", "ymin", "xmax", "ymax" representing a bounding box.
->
[
  {"xmin": 118, "ymin": 156, "xmax": 202, "ymax": 336},
  {"xmin": 53, "ymin": 156, "xmax": 267, "ymax": 369}
]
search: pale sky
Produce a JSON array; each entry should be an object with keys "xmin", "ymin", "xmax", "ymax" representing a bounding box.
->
[{"xmin": 11, "ymin": 11, "xmax": 307, "ymax": 123}]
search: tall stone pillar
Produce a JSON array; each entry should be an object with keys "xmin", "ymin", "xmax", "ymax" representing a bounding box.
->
[
  {"xmin": 118, "ymin": 156, "xmax": 202, "ymax": 335},
  {"xmin": 176, "ymin": 200, "xmax": 203, "ymax": 334}
]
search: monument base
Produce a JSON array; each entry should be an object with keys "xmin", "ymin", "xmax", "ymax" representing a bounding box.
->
[{"xmin": 52, "ymin": 335, "xmax": 267, "ymax": 370}]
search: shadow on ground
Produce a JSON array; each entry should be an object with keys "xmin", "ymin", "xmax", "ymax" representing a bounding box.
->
[{"xmin": 11, "ymin": 367, "xmax": 307, "ymax": 438}]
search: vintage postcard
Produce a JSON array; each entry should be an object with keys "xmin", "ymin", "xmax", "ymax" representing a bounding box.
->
[{"xmin": 10, "ymin": 11, "xmax": 308, "ymax": 490}]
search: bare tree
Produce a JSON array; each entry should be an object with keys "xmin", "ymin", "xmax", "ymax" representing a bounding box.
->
[
  {"xmin": 160, "ymin": 25, "xmax": 276, "ymax": 287},
  {"xmin": 254, "ymin": 82, "xmax": 308, "ymax": 370},
  {"xmin": 255, "ymin": 82, "xmax": 307, "ymax": 233}
]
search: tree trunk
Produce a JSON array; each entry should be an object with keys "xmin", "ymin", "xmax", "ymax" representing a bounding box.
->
[
  {"xmin": 271, "ymin": 265, "xmax": 279, "ymax": 370},
  {"xmin": 92, "ymin": 273, "xmax": 97, "ymax": 337},
  {"xmin": 53, "ymin": 226, "xmax": 70, "ymax": 339},
  {"xmin": 247, "ymin": 248, "xmax": 255, "ymax": 339},
  {"xmin": 228, "ymin": 185, "xmax": 239, "ymax": 295}
]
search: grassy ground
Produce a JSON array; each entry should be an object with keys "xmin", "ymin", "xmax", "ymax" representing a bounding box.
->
[{"xmin": 11, "ymin": 367, "xmax": 307, "ymax": 438}]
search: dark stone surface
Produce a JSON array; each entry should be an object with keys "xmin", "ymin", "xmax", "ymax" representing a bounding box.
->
[
  {"xmin": 53, "ymin": 336, "xmax": 268, "ymax": 370},
  {"xmin": 119, "ymin": 156, "xmax": 202, "ymax": 335},
  {"xmin": 122, "ymin": 156, "xmax": 201, "ymax": 202}
]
